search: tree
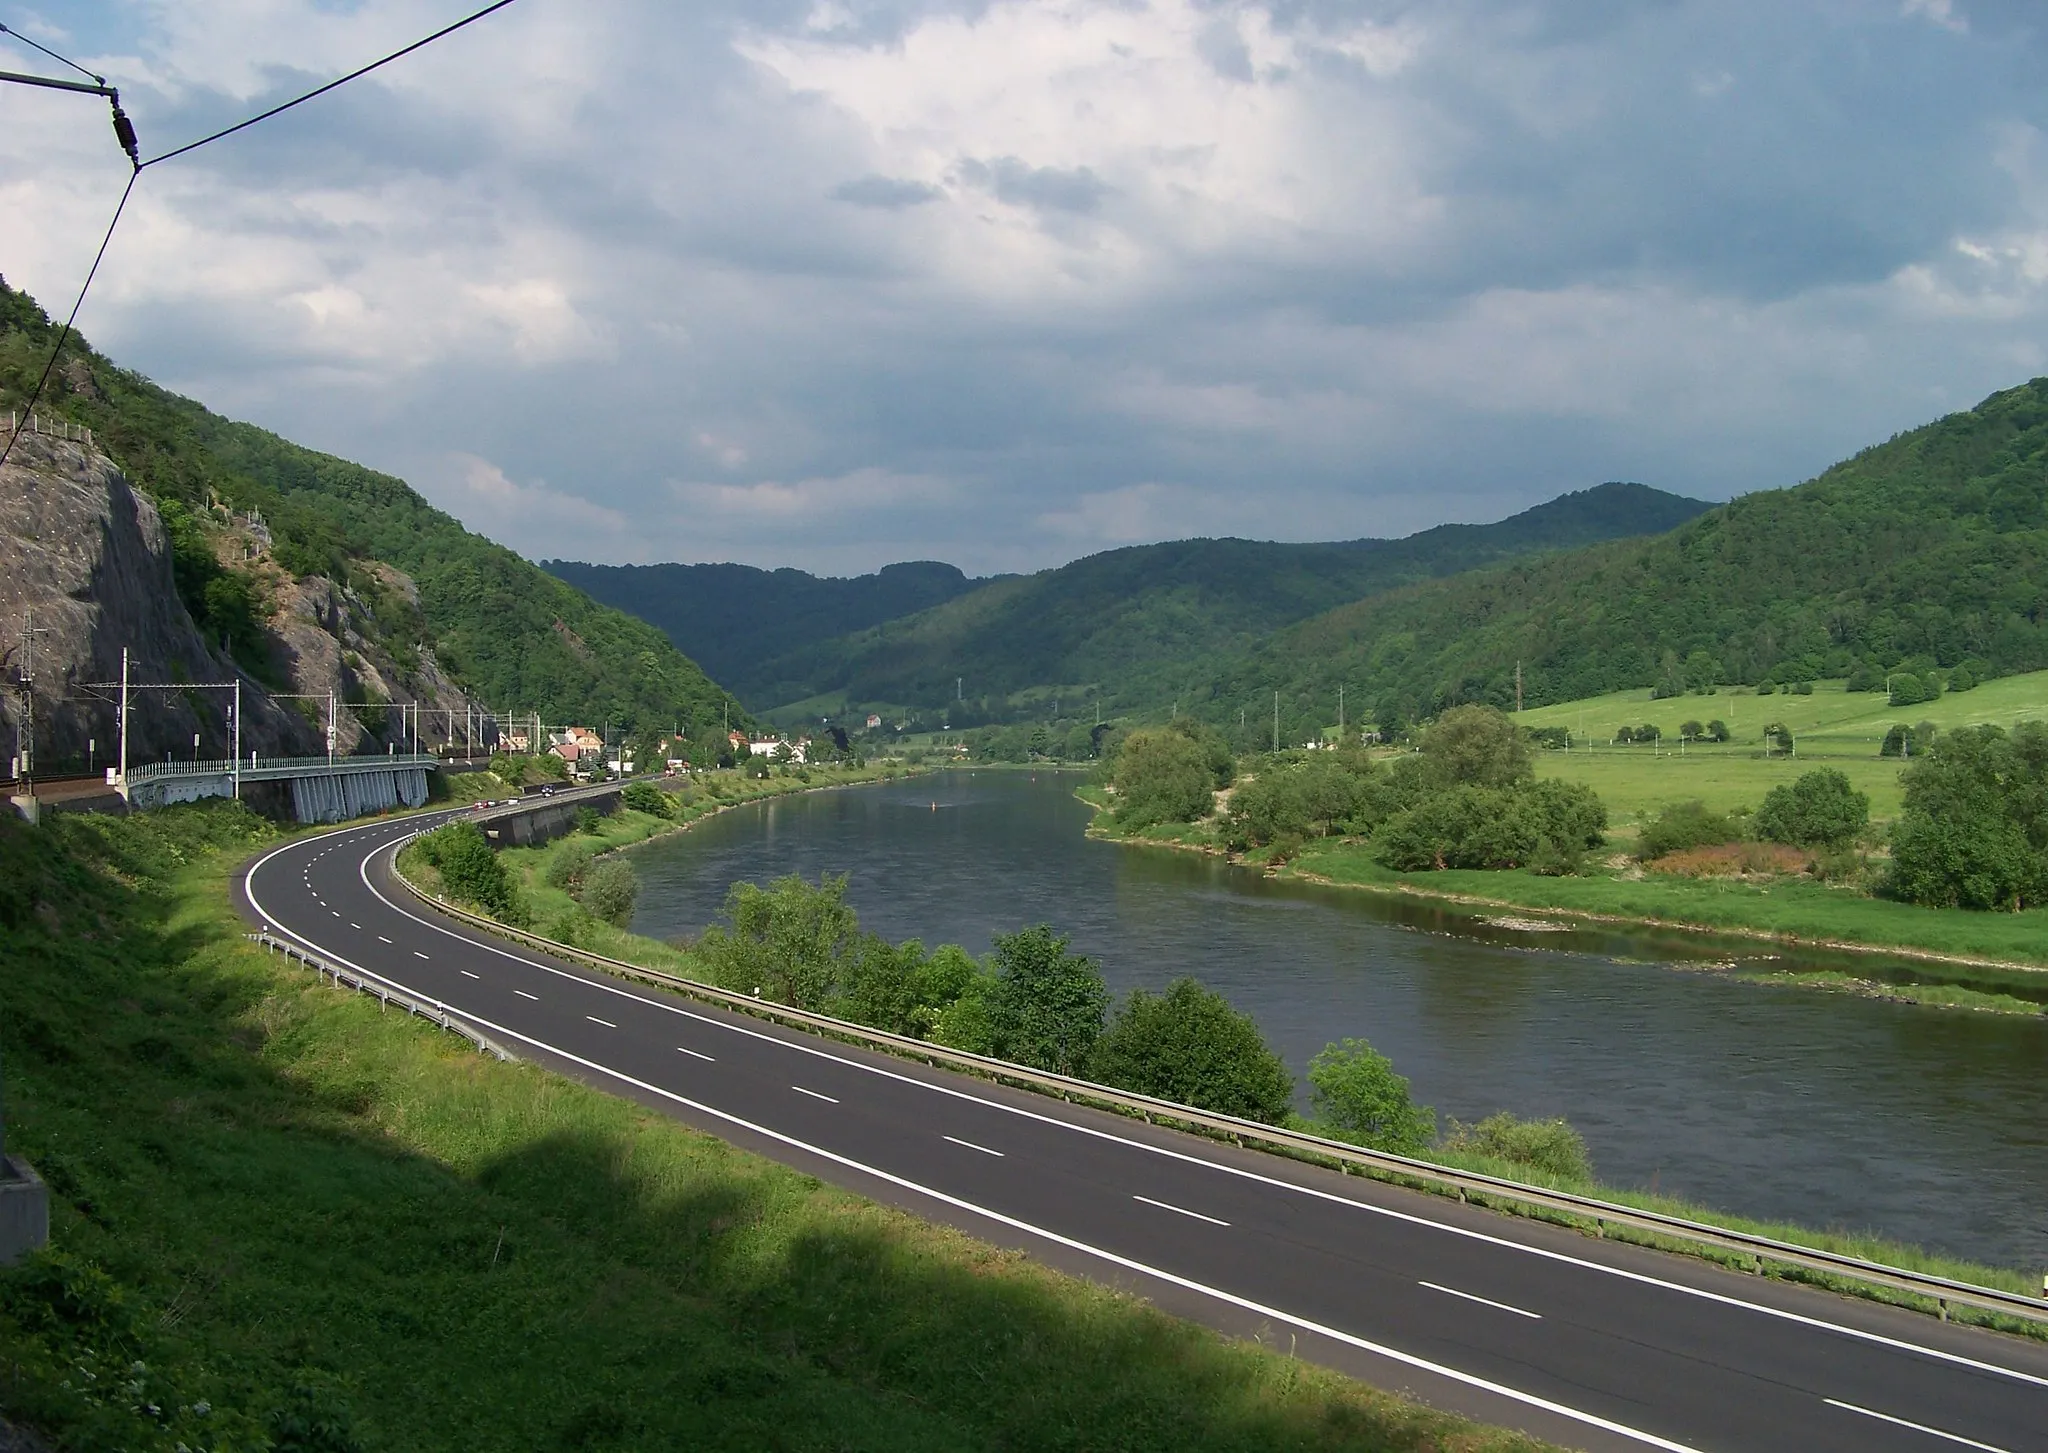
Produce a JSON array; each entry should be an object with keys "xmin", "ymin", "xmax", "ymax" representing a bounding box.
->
[
  {"xmin": 1635, "ymin": 800, "xmax": 1737, "ymax": 860},
  {"xmin": 1419, "ymin": 705, "xmax": 1530, "ymax": 788},
  {"xmin": 579, "ymin": 858, "xmax": 639, "ymax": 927},
  {"xmin": 415, "ymin": 820, "xmax": 522, "ymax": 922},
  {"xmin": 984, "ymin": 925, "xmax": 1109, "ymax": 1075},
  {"xmin": 619, "ymin": 780, "xmax": 675, "ymax": 817},
  {"xmin": 1705, "ymin": 720, "xmax": 1731, "ymax": 742},
  {"xmin": 1679, "ymin": 720, "xmax": 1704, "ymax": 742},
  {"xmin": 697, "ymin": 874, "xmax": 861, "ymax": 1008},
  {"xmin": 1755, "ymin": 769, "xmax": 1869, "ymax": 848},
  {"xmin": 1090, "ymin": 979, "xmax": 1294, "ymax": 1123},
  {"xmin": 1304, "ymin": 1038, "xmax": 1434, "ymax": 1155},
  {"xmin": 1110, "ymin": 728, "xmax": 1218, "ymax": 828},
  {"xmin": 1885, "ymin": 724, "xmax": 2048, "ymax": 910}
]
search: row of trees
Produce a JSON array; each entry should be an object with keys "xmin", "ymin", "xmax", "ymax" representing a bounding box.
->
[
  {"xmin": 688, "ymin": 875, "xmax": 1595, "ymax": 1178},
  {"xmin": 1111, "ymin": 706, "xmax": 1609, "ymax": 874}
]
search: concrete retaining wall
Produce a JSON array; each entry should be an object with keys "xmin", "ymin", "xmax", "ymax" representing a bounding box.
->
[
  {"xmin": 482, "ymin": 788, "xmax": 621, "ymax": 848},
  {"xmin": 0, "ymin": 1157, "xmax": 49, "ymax": 1265}
]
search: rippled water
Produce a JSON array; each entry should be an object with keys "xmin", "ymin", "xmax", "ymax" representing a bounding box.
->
[{"xmin": 627, "ymin": 770, "xmax": 2048, "ymax": 1269}]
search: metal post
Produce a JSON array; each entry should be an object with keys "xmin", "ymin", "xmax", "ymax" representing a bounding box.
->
[
  {"xmin": 327, "ymin": 690, "xmax": 335, "ymax": 763},
  {"xmin": 232, "ymin": 679, "xmax": 242, "ymax": 799},
  {"xmin": 118, "ymin": 647, "xmax": 129, "ymax": 790}
]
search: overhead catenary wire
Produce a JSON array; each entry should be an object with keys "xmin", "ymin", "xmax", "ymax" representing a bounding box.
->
[{"xmin": 0, "ymin": 0, "xmax": 525, "ymax": 472}]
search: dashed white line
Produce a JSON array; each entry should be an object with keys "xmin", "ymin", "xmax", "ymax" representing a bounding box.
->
[
  {"xmin": 1133, "ymin": 1194, "xmax": 1230, "ymax": 1227},
  {"xmin": 460, "ymin": 970, "xmax": 480, "ymax": 980},
  {"xmin": 1420, "ymin": 1281, "xmax": 1542, "ymax": 1320},
  {"xmin": 792, "ymin": 1086, "xmax": 839, "ymax": 1103},
  {"xmin": 586, "ymin": 1015, "xmax": 617, "ymax": 1028},
  {"xmin": 350, "ymin": 922, "xmax": 361, "ymax": 929},
  {"xmin": 675, "ymin": 1046, "xmax": 715, "ymax": 1061},
  {"xmin": 1823, "ymin": 1400, "xmax": 2012, "ymax": 1452},
  {"xmin": 377, "ymin": 935, "xmax": 393, "ymax": 944},
  {"xmin": 514, "ymin": 989, "xmax": 538, "ymax": 1000},
  {"xmin": 943, "ymin": 1135, "xmax": 1005, "ymax": 1158},
  {"xmin": 413, "ymin": 950, "xmax": 429, "ymax": 959}
]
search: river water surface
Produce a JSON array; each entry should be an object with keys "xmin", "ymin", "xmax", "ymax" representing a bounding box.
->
[{"xmin": 628, "ymin": 770, "xmax": 2048, "ymax": 1270}]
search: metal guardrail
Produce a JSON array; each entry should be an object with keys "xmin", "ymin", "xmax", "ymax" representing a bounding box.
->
[
  {"xmin": 132, "ymin": 754, "xmax": 438, "ymax": 785},
  {"xmin": 248, "ymin": 931, "xmax": 514, "ymax": 1062},
  {"xmin": 385, "ymin": 848, "xmax": 2048, "ymax": 1332}
]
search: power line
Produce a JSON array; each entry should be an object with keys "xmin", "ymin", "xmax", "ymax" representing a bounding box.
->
[
  {"xmin": 0, "ymin": 0, "xmax": 525, "ymax": 471},
  {"xmin": 0, "ymin": 20, "xmax": 104, "ymax": 84},
  {"xmin": 141, "ymin": 0, "xmax": 522, "ymax": 169}
]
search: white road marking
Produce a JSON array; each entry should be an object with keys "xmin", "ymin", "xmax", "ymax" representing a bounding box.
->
[
  {"xmin": 311, "ymin": 830, "xmax": 2048, "ymax": 1400},
  {"xmin": 587, "ymin": 1015, "xmax": 616, "ymax": 1028},
  {"xmin": 377, "ymin": 935, "xmax": 393, "ymax": 944},
  {"xmin": 514, "ymin": 989, "xmax": 538, "ymax": 1000},
  {"xmin": 675, "ymin": 1046, "xmax": 715, "ymax": 1061},
  {"xmin": 1420, "ymin": 1281, "xmax": 1542, "ymax": 1320},
  {"xmin": 350, "ymin": 923, "xmax": 361, "ymax": 929},
  {"xmin": 944, "ymin": 1135, "xmax": 1004, "ymax": 1157},
  {"xmin": 1134, "ymin": 1194, "xmax": 1230, "ymax": 1227},
  {"xmin": 1825, "ymin": 1399, "xmax": 2013, "ymax": 1451},
  {"xmin": 331, "ymin": 910, "xmax": 341, "ymax": 918},
  {"xmin": 413, "ymin": 950, "xmax": 429, "ymax": 959},
  {"xmin": 460, "ymin": 970, "xmax": 480, "ymax": 980},
  {"xmin": 792, "ymin": 1085, "xmax": 839, "ymax": 1103}
]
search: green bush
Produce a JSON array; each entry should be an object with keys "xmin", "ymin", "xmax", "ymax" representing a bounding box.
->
[
  {"xmin": 1302, "ymin": 1038, "xmax": 1434, "ymax": 1155},
  {"xmin": 984, "ymin": 925, "xmax": 1110, "ymax": 1076},
  {"xmin": 415, "ymin": 821, "xmax": 524, "ymax": 922},
  {"xmin": 697, "ymin": 874, "xmax": 862, "ymax": 1009},
  {"xmin": 619, "ymin": 780, "xmax": 675, "ymax": 817},
  {"xmin": 578, "ymin": 858, "xmax": 639, "ymax": 928},
  {"xmin": 1635, "ymin": 800, "xmax": 1739, "ymax": 860},
  {"xmin": 1441, "ymin": 1112, "xmax": 1592, "ymax": 1184},
  {"xmin": 1886, "ymin": 723, "xmax": 2048, "ymax": 910},
  {"xmin": 1224, "ymin": 750, "xmax": 1383, "ymax": 850},
  {"xmin": 1373, "ymin": 778, "xmax": 1604, "ymax": 873},
  {"xmin": 1090, "ymin": 979, "xmax": 1294, "ymax": 1124},
  {"xmin": 1111, "ymin": 728, "xmax": 1225, "ymax": 829},
  {"xmin": 1419, "ymin": 705, "xmax": 1529, "ymax": 787},
  {"xmin": 544, "ymin": 840, "xmax": 598, "ymax": 893},
  {"xmin": 1755, "ymin": 769, "xmax": 1869, "ymax": 848}
]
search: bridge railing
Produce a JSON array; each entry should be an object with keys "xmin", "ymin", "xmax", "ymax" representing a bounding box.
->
[
  {"xmin": 128, "ymin": 753, "xmax": 438, "ymax": 784},
  {"xmin": 386, "ymin": 843, "xmax": 2048, "ymax": 1333}
]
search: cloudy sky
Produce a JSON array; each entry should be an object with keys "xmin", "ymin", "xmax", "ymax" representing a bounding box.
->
[{"xmin": 3, "ymin": 1, "xmax": 2045, "ymax": 575}]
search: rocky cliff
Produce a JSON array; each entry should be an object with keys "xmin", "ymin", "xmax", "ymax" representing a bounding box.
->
[{"xmin": 0, "ymin": 423, "xmax": 488, "ymax": 778}]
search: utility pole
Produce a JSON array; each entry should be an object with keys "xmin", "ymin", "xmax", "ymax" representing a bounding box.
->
[
  {"xmin": 1338, "ymin": 685, "xmax": 1345, "ymax": 739},
  {"xmin": 1516, "ymin": 661, "xmax": 1523, "ymax": 716},
  {"xmin": 11, "ymin": 610, "xmax": 48, "ymax": 788},
  {"xmin": 118, "ymin": 647, "xmax": 129, "ymax": 789},
  {"xmin": 232, "ymin": 679, "xmax": 242, "ymax": 799},
  {"xmin": 1273, "ymin": 690, "xmax": 1280, "ymax": 754}
]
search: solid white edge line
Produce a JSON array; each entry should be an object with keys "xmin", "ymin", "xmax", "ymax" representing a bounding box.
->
[
  {"xmin": 249, "ymin": 825, "xmax": 2048, "ymax": 1422},
  {"xmin": 1135, "ymin": 1193, "xmax": 1230, "ymax": 1227},
  {"xmin": 1823, "ymin": 1398, "xmax": 2013, "ymax": 1452},
  {"xmin": 676, "ymin": 1046, "xmax": 715, "ymax": 1061},
  {"xmin": 587, "ymin": 1016, "xmax": 616, "ymax": 1028},
  {"xmin": 792, "ymin": 1085, "xmax": 839, "ymax": 1103},
  {"xmin": 1420, "ymin": 1281, "xmax": 1543, "ymax": 1320},
  {"xmin": 332, "ymin": 828, "xmax": 2048, "ymax": 1396},
  {"xmin": 943, "ymin": 1135, "xmax": 1004, "ymax": 1157}
]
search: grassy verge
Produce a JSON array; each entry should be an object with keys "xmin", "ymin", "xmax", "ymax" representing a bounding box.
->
[
  {"xmin": 463, "ymin": 802, "xmax": 2047, "ymax": 1340},
  {"xmin": 1, "ymin": 801, "xmax": 1560, "ymax": 1452}
]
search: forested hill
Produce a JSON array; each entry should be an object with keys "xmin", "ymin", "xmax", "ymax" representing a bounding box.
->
[
  {"xmin": 0, "ymin": 278, "xmax": 741, "ymax": 741},
  {"xmin": 731, "ymin": 482, "xmax": 1710, "ymax": 714},
  {"xmin": 541, "ymin": 558, "xmax": 990, "ymax": 694},
  {"xmin": 1196, "ymin": 379, "xmax": 2048, "ymax": 739}
]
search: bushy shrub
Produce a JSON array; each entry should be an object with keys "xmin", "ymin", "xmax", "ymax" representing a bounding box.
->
[
  {"xmin": 1754, "ymin": 769, "xmax": 1869, "ymax": 848},
  {"xmin": 697, "ymin": 874, "xmax": 861, "ymax": 1009},
  {"xmin": 1374, "ymin": 779, "xmax": 1604, "ymax": 872},
  {"xmin": 1636, "ymin": 800, "xmax": 1738, "ymax": 860},
  {"xmin": 1441, "ymin": 1112, "xmax": 1592, "ymax": 1183},
  {"xmin": 1947, "ymin": 663, "xmax": 1978, "ymax": 692},
  {"xmin": 1110, "ymin": 729, "xmax": 1220, "ymax": 829},
  {"xmin": 578, "ymin": 858, "xmax": 639, "ymax": 928},
  {"xmin": 414, "ymin": 821, "xmax": 523, "ymax": 923},
  {"xmin": 544, "ymin": 840, "xmax": 597, "ymax": 893},
  {"xmin": 1419, "ymin": 705, "xmax": 1530, "ymax": 788},
  {"xmin": 1888, "ymin": 673, "xmax": 1934, "ymax": 708},
  {"xmin": 619, "ymin": 780, "xmax": 674, "ymax": 818},
  {"xmin": 1090, "ymin": 979, "xmax": 1294, "ymax": 1124},
  {"xmin": 983, "ymin": 924, "xmax": 1110, "ymax": 1076},
  {"xmin": 1885, "ymin": 723, "xmax": 2048, "ymax": 910},
  {"xmin": 1302, "ymin": 1038, "xmax": 1434, "ymax": 1155},
  {"xmin": 1224, "ymin": 750, "xmax": 1385, "ymax": 849},
  {"xmin": 1879, "ymin": 723, "xmax": 1919, "ymax": 759}
]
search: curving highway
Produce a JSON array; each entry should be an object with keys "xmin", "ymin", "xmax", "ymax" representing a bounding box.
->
[{"xmin": 239, "ymin": 802, "xmax": 2048, "ymax": 1453}]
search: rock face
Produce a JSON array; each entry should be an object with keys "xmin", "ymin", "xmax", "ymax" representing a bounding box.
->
[
  {"xmin": 1, "ymin": 428, "xmax": 492, "ymax": 781},
  {"xmin": 0, "ymin": 430, "xmax": 321, "ymax": 774}
]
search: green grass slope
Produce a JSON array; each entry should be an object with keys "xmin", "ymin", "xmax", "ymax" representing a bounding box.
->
[
  {"xmin": 1199, "ymin": 380, "xmax": 2048, "ymax": 739},
  {"xmin": 0, "ymin": 278, "xmax": 742, "ymax": 740},
  {"xmin": 0, "ymin": 801, "xmax": 1545, "ymax": 1452},
  {"xmin": 747, "ymin": 482, "xmax": 1708, "ymax": 717}
]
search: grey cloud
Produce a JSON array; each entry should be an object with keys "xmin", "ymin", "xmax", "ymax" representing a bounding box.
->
[
  {"xmin": 955, "ymin": 156, "xmax": 1112, "ymax": 214},
  {"xmin": 831, "ymin": 174, "xmax": 945, "ymax": 208}
]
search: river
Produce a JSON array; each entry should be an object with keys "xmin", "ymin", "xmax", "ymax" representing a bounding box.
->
[{"xmin": 626, "ymin": 770, "xmax": 2048, "ymax": 1271}]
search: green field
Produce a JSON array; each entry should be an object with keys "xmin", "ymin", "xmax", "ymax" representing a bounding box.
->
[{"xmin": 1512, "ymin": 670, "xmax": 2048, "ymax": 829}]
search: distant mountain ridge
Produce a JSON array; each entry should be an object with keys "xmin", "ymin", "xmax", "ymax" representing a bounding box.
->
[
  {"xmin": 694, "ymin": 482, "xmax": 1712, "ymax": 715},
  {"xmin": 1187, "ymin": 379, "xmax": 2048, "ymax": 741},
  {"xmin": 541, "ymin": 558, "xmax": 991, "ymax": 695}
]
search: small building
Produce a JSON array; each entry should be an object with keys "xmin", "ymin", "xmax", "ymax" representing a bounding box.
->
[{"xmin": 866, "ymin": 714, "xmax": 883, "ymax": 730}]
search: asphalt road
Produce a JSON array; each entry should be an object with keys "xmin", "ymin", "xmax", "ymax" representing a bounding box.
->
[{"xmin": 239, "ymin": 803, "xmax": 2048, "ymax": 1452}]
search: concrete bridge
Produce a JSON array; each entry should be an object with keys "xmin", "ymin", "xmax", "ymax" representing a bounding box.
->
[{"xmin": 122, "ymin": 753, "xmax": 440, "ymax": 822}]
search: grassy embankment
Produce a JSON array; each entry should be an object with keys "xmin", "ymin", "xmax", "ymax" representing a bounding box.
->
[
  {"xmin": 0, "ymin": 798, "xmax": 1564, "ymax": 1452},
  {"xmin": 466, "ymin": 797, "xmax": 2048, "ymax": 1337}
]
